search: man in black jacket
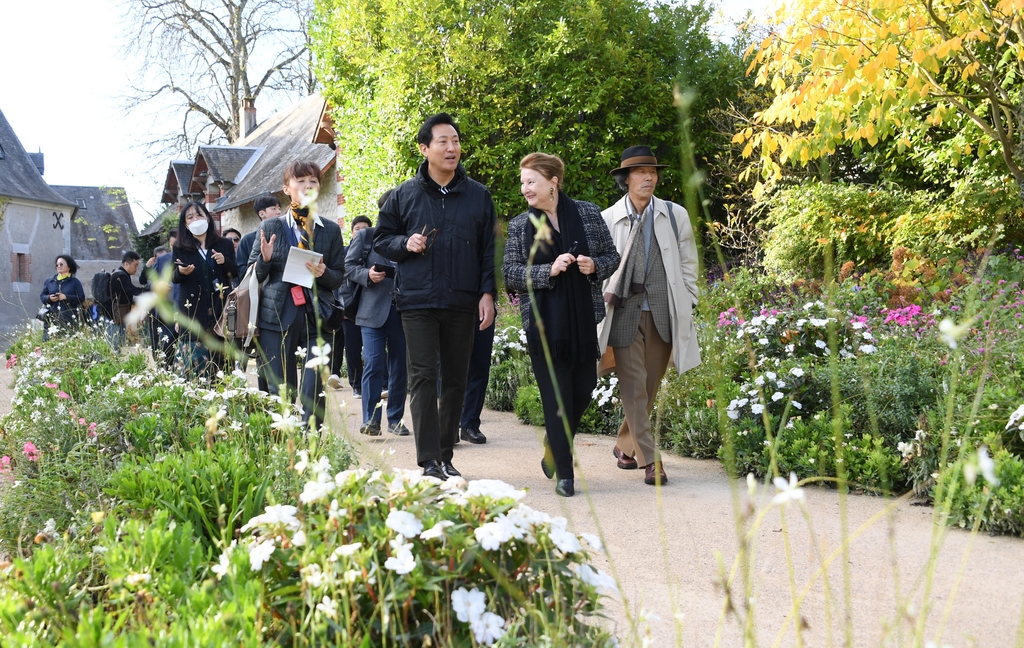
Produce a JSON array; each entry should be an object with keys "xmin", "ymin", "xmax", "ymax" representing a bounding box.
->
[
  {"xmin": 374, "ymin": 113, "xmax": 496, "ymax": 480},
  {"xmin": 108, "ymin": 251, "xmax": 145, "ymax": 348}
]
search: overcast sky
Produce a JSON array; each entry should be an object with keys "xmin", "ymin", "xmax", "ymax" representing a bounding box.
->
[{"xmin": 0, "ymin": 0, "xmax": 768, "ymax": 229}]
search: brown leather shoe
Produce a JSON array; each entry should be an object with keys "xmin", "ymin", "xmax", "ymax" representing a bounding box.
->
[
  {"xmin": 612, "ymin": 446, "xmax": 638, "ymax": 470},
  {"xmin": 643, "ymin": 462, "xmax": 667, "ymax": 486}
]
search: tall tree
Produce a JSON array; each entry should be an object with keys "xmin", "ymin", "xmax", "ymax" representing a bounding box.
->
[
  {"xmin": 124, "ymin": 0, "xmax": 315, "ymax": 154},
  {"xmin": 738, "ymin": 0, "xmax": 1024, "ymax": 197},
  {"xmin": 312, "ymin": 0, "xmax": 741, "ymax": 219}
]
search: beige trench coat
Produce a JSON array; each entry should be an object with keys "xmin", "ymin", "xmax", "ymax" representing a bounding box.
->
[{"xmin": 597, "ymin": 195, "xmax": 702, "ymax": 374}]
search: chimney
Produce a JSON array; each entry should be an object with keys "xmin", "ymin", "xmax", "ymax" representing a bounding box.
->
[
  {"xmin": 241, "ymin": 98, "xmax": 256, "ymax": 140},
  {"xmin": 28, "ymin": 149, "xmax": 44, "ymax": 175}
]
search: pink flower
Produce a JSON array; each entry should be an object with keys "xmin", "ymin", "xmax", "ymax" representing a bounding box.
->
[
  {"xmin": 4, "ymin": 354, "xmax": 17, "ymax": 369},
  {"xmin": 44, "ymin": 382, "xmax": 58, "ymax": 389},
  {"xmin": 34, "ymin": 347, "xmax": 42, "ymax": 357},
  {"xmin": 0, "ymin": 456, "xmax": 10, "ymax": 471},
  {"xmin": 79, "ymin": 418, "xmax": 87, "ymax": 425},
  {"xmin": 57, "ymin": 391, "xmax": 70, "ymax": 400},
  {"xmin": 23, "ymin": 442, "xmax": 40, "ymax": 462}
]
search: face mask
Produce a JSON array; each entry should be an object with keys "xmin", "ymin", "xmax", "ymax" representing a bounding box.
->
[{"xmin": 187, "ymin": 219, "xmax": 209, "ymax": 236}]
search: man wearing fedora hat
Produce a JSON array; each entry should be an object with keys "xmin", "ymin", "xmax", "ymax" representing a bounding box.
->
[{"xmin": 598, "ymin": 145, "xmax": 701, "ymax": 486}]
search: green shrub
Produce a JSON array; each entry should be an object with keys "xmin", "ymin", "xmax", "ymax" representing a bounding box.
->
[
  {"xmin": 940, "ymin": 448, "xmax": 1024, "ymax": 535},
  {"xmin": 514, "ymin": 383, "xmax": 545, "ymax": 427}
]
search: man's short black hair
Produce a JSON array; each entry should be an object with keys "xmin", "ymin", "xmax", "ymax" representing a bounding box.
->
[
  {"xmin": 223, "ymin": 228, "xmax": 242, "ymax": 240},
  {"xmin": 377, "ymin": 188, "xmax": 395, "ymax": 210},
  {"xmin": 254, "ymin": 194, "xmax": 280, "ymax": 215},
  {"xmin": 417, "ymin": 113, "xmax": 461, "ymax": 146},
  {"xmin": 122, "ymin": 250, "xmax": 141, "ymax": 264},
  {"xmin": 351, "ymin": 215, "xmax": 373, "ymax": 230},
  {"xmin": 167, "ymin": 229, "xmax": 179, "ymax": 243}
]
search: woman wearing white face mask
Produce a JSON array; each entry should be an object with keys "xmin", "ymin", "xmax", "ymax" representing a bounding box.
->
[{"xmin": 172, "ymin": 201, "xmax": 238, "ymax": 376}]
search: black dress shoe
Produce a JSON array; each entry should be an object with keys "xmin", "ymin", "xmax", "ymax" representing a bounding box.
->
[
  {"xmin": 441, "ymin": 461, "xmax": 462, "ymax": 479},
  {"xmin": 421, "ymin": 460, "xmax": 445, "ymax": 480},
  {"xmin": 541, "ymin": 457, "xmax": 554, "ymax": 480},
  {"xmin": 460, "ymin": 427, "xmax": 487, "ymax": 444},
  {"xmin": 555, "ymin": 479, "xmax": 575, "ymax": 497}
]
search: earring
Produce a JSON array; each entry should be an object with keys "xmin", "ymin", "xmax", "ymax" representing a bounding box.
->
[{"xmin": 549, "ymin": 187, "xmax": 555, "ymax": 201}]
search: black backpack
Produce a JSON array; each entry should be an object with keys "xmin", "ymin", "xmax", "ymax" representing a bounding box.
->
[{"xmin": 91, "ymin": 270, "xmax": 112, "ymax": 304}]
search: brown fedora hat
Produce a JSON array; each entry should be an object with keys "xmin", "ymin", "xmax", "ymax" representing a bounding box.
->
[{"xmin": 610, "ymin": 145, "xmax": 669, "ymax": 175}]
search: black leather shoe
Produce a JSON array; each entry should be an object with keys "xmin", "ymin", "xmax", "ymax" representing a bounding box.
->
[
  {"xmin": 421, "ymin": 460, "xmax": 445, "ymax": 480},
  {"xmin": 460, "ymin": 427, "xmax": 487, "ymax": 444},
  {"xmin": 555, "ymin": 479, "xmax": 575, "ymax": 497},
  {"xmin": 541, "ymin": 457, "xmax": 554, "ymax": 480},
  {"xmin": 441, "ymin": 461, "xmax": 462, "ymax": 479}
]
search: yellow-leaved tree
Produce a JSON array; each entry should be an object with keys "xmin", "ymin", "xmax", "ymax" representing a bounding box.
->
[{"xmin": 740, "ymin": 0, "xmax": 1024, "ymax": 197}]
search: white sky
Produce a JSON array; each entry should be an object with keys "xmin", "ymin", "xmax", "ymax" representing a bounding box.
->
[{"xmin": 0, "ymin": 0, "xmax": 769, "ymax": 230}]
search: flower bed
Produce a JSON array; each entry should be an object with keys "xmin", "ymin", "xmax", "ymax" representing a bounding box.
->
[{"xmin": 0, "ymin": 330, "xmax": 617, "ymax": 645}]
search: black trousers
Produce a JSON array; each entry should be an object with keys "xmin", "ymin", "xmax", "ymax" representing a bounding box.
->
[
  {"xmin": 342, "ymin": 319, "xmax": 363, "ymax": 389},
  {"xmin": 402, "ymin": 309, "xmax": 476, "ymax": 466},
  {"xmin": 257, "ymin": 313, "xmax": 327, "ymax": 427},
  {"xmin": 530, "ymin": 353, "xmax": 596, "ymax": 480},
  {"xmin": 460, "ymin": 320, "xmax": 495, "ymax": 430},
  {"xmin": 329, "ymin": 320, "xmax": 345, "ymax": 377}
]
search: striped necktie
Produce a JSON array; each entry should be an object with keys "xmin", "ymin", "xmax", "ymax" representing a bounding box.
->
[{"xmin": 290, "ymin": 206, "xmax": 312, "ymax": 250}]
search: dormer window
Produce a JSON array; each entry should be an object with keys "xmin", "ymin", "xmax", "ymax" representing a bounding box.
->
[{"xmin": 75, "ymin": 198, "xmax": 87, "ymax": 209}]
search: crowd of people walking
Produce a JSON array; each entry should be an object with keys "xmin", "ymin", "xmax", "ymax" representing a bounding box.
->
[{"xmin": 40, "ymin": 112, "xmax": 700, "ymax": 498}]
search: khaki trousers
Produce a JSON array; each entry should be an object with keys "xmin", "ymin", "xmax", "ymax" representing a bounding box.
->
[{"xmin": 613, "ymin": 311, "xmax": 672, "ymax": 467}]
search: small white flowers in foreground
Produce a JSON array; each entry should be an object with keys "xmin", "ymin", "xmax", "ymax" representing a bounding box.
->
[
  {"xmin": 211, "ymin": 542, "xmax": 234, "ymax": 580},
  {"xmin": 964, "ymin": 446, "xmax": 1000, "ymax": 487},
  {"xmin": 291, "ymin": 529, "xmax": 307, "ymax": 547},
  {"xmin": 571, "ymin": 563, "xmax": 618, "ymax": 593},
  {"xmin": 304, "ymin": 344, "xmax": 331, "ymax": 369},
  {"xmin": 248, "ymin": 538, "xmax": 276, "ymax": 570},
  {"xmin": 294, "ymin": 449, "xmax": 309, "ymax": 474},
  {"xmin": 386, "ymin": 509, "xmax": 424, "ymax": 538},
  {"xmin": 465, "ymin": 479, "xmax": 526, "ymax": 501},
  {"xmin": 771, "ymin": 472, "xmax": 805, "ymax": 506},
  {"xmin": 299, "ymin": 476, "xmax": 336, "ymax": 504},
  {"xmin": 790, "ymin": 367, "xmax": 805, "ymax": 377},
  {"xmin": 420, "ymin": 520, "xmax": 454, "ymax": 541},
  {"xmin": 451, "ymin": 587, "xmax": 506, "ymax": 646},
  {"xmin": 1006, "ymin": 403, "xmax": 1024, "ymax": 432},
  {"xmin": 579, "ymin": 532, "xmax": 603, "ymax": 552},
  {"xmin": 938, "ymin": 317, "xmax": 970, "ymax": 349},
  {"xmin": 384, "ymin": 538, "xmax": 417, "ymax": 574},
  {"xmin": 125, "ymin": 572, "xmax": 151, "ymax": 586},
  {"xmin": 771, "ymin": 391, "xmax": 784, "ymax": 402},
  {"xmin": 751, "ymin": 403, "xmax": 765, "ymax": 415},
  {"xmin": 858, "ymin": 344, "xmax": 877, "ymax": 354},
  {"xmin": 333, "ymin": 542, "xmax": 362, "ymax": 559},
  {"xmin": 814, "ymin": 339, "xmax": 827, "ymax": 349},
  {"xmin": 548, "ymin": 526, "xmax": 582, "ymax": 554},
  {"xmin": 315, "ymin": 595, "xmax": 338, "ymax": 619},
  {"xmin": 242, "ymin": 504, "xmax": 300, "ymax": 532}
]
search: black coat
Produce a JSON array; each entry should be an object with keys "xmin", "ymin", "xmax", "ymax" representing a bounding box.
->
[
  {"xmin": 172, "ymin": 238, "xmax": 238, "ymax": 332},
  {"xmin": 374, "ymin": 162, "xmax": 496, "ymax": 313},
  {"xmin": 247, "ymin": 215, "xmax": 346, "ymax": 332},
  {"xmin": 40, "ymin": 274, "xmax": 85, "ymax": 322},
  {"xmin": 111, "ymin": 267, "xmax": 144, "ymax": 307}
]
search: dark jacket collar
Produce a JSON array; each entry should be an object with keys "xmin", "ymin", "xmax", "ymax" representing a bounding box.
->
[{"xmin": 416, "ymin": 160, "xmax": 466, "ymax": 195}]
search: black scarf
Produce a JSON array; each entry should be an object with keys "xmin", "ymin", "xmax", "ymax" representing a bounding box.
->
[{"xmin": 524, "ymin": 192, "xmax": 599, "ymax": 365}]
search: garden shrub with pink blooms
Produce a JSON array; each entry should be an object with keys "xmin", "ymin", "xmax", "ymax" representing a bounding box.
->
[{"xmin": 0, "ymin": 328, "xmax": 617, "ymax": 646}]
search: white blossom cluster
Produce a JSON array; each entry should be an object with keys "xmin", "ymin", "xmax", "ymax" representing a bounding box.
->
[
  {"xmin": 726, "ymin": 368, "xmax": 804, "ymax": 421},
  {"xmin": 490, "ymin": 326, "xmax": 528, "ymax": 360}
]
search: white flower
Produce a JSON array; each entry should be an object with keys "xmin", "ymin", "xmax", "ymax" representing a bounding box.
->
[
  {"xmin": 471, "ymin": 611, "xmax": 506, "ymax": 646},
  {"xmin": 858, "ymin": 344, "xmax": 877, "ymax": 354},
  {"xmin": 211, "ymin": 549, "xmax": 232, "ymax": 580},
  {"xmin": 475, "ymin": 518, "xmax": 515, "ymax": 551},
  {"xmin": 851, "ymin": 321, "xmax": 865, "ymax": 329},
  {"xmin": 291, "ymin": 529, "xmax": 307, "ymax": 547},
  {"xmin": 1006, "ymin": 404, "xmax": 1024, "ymax": 431},
  {"xmin": 727, "ymin": 409, "xmax": 740, "ymax": 420},
  {"xmin": 384, "ymin": 540, "xmax": 417, "ymax": 574},
  {"xmin": 765, "ymin": 371, "xmax": 777, "ymax": 381},
  {"xmin": 242, "ymin": 504, "xmax": 300, "ymax": 532},
  {"xmin": 897, "ymin": 441, "xmax": 915, "ymax": 459},
  {"xmin": 978, "ymin": 446, "xmax": 1000, "ymax": 486},
  {"xmin": 125, "ymin": 292, "xmax": 159, "ymax": 326},
  {"xmin": 862, "ymin": 331, "xmax": 874, "ymax": 340},
  {"xmin": 771, "ymin": 472, "xmax": 805, "ymax": 506},
  {"xmin": 316, "ymin": 595, "xmax": 338, "ymax": 619},
  {"xmin": 465, "ymin": 479, "xmax": 526, "ymax": 501},
  {"xmin": 386, "ymin": 509, "xmax": 424, "ymax": 538},
  {"xmin": 311, "ymin": 456, "xmax": 332, "ymax": 478},
  {"xmin": 451, "ymin": 587, "xmax": 487, "ymax": 623},
  {"xmin": 571, "ymin": 563, "xmax": 618, "ymax": 593},
  {"xmin": 333, "ymin": 542, "xmax": 362, "ymax": 559},
  {"xmin": 548, "ymin": 526, "xmax": 582, "ymax": 554},
  {"xmin": 270, "ymin": 411, "xmax": 300, "ymax": 433},
  {"xmin": 125, "ymin": 572, "xmax": 151, "ymax": 586},
  {"xmin": 776, "ymin": 380, "xmax": 786, "ymax": 388},
  {"xmin": 792, "ymin": 401, "xmax": 803, "ymax": 410},
  {"xmin": 771, "ymin": 391, "xmax": 784, "ymax": 402},
  {"xmin": 295, "ymin": 346, "xmax": 307, "ymax": 358},
  {"xmin": 304, "ymin": 344, "xmax": 331, "ymax": 369},
  {"xmin": 746, "ymin": 473, "xmax": 757, "ymax": 497},
  {"xmin": 299, "ymin": 476, "xmax": 336, "ymax": 504},
  {"xmin": 751, "ymin": 403, "xmax": 765, "ymax": 415},
  {"xmin": 420, "ymin": 520, "xmax": 454, "ymax": 541},
  {"xmin": 248, "ymin": 539, "xmax": 276, "ymax": 570},
  {"xmin": 294, "ymin": 450, "xmax": 309, "ymax": 474},
  {"xmin": 303, "ymin": 563, "xmax": 325, "ymax": 588},
  {"xmin": 814, "ymin": 339, "xmax": 827, "ymax": 349},
  {"xmin": 809, "ymin": 318, "xmax": 828, "ymax": 327},
  {"xmin": 758, "ymin": 337, "xmax": 769, "ymax": 346},
  {"xmin": 580, "ymin": 532, "xmax": 603, "ymax": 552},
  {"xmin": 754, "ymin": 375, "xmax": 765, "ymax": 386},
  {"xmin": 938, "ymin": 318, "xmax": 970, "ymax": 349}
]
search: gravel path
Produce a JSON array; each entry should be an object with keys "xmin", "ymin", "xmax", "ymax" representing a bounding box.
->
[{"xmin": 2, "ymin": 363, "xmax": 1022, "ymax": 647}]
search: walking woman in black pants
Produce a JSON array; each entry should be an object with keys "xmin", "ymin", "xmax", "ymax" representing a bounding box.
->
[{"xmin": 503, "ymin": 153, "xmax": 619, "ymax": 497}]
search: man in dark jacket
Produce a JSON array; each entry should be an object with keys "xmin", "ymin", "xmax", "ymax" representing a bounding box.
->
[
  {"xmin": 237, "ymin": 195, "xmax": 283, "ymax": 272},
  {"xmin": 374, "ymin": 113, "xmax": 496, "ymax": 480},
  {"xmin": 108, "ymin": 251, "xmax": 145, "ymax": 348}
]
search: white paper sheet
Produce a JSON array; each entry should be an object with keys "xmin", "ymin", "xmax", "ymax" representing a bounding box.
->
[{"xmin": 282, "ymin": 246, "xmax": 323, "ymax": 288}]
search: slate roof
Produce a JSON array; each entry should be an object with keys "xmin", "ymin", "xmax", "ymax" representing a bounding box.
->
[
  {"xmin": 197, "ymin": 146, "xmax": 262, "ymax": 185},
  {"xmin": 0, "ymin": 108, "xmax": 76, "ymax": 208},
  {"xmin": 140, "ymin": 205, "xmax": 179, "ymax": 238},
  {"xmin": 161, "ymin": 160, "xmax": 198, "ymax": 204},
  {"xmin": 52, "ymin": 186, "xmax": 138, "ymax": 261},
  {"xmin": 214, "ymin": 94, "xmax": 336, "ymax": 212}
]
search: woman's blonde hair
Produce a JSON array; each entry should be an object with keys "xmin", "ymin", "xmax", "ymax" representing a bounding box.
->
[{"xmin": 520, "ymin": 152, "xmax": 565, "ymax": 190}]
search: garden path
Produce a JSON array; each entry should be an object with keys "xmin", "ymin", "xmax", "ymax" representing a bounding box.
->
[{"xmin": 326, "ymin": 384, "xmax": 1024, "ymax": 648}]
